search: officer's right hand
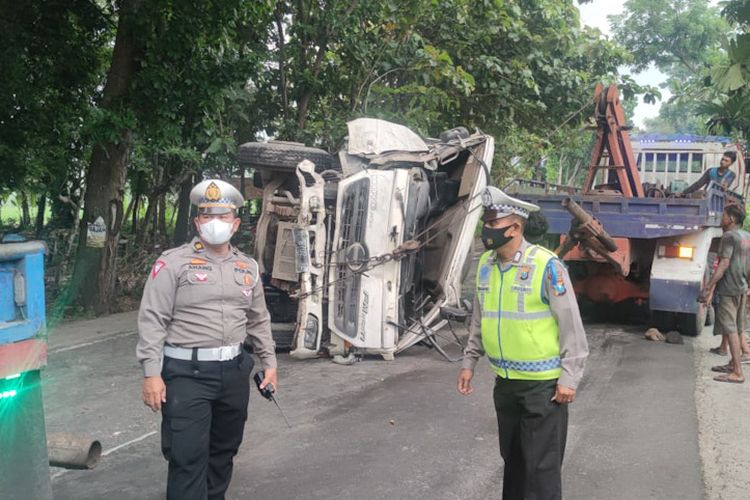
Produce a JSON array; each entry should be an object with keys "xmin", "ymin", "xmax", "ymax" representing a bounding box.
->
[
  {"xmin": 142, "ymin": 376, "xmax": 167, "ymax": 412},
  {"xmin": 457, "ymin": 368, "xmax": 474, "ymax": 395}
]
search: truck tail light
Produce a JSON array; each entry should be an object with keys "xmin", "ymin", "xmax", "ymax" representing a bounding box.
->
[{"xmin": 657, "ymin": 244, "xmax": 694, "ymax": 260}]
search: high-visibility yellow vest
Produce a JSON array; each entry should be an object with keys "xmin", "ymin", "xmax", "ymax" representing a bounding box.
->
[{"xmin": 476, "ymin": 245, "xmax": 562, "ymax": 380}]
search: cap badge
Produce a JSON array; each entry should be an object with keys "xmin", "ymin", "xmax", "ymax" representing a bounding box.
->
[
  {"xmin": 482, "ymin": 190, "xmax": 492, "ymax": 206},
  {"xmin": 205, "ymin": 182, "xmax": 221, "ymax": 202}
]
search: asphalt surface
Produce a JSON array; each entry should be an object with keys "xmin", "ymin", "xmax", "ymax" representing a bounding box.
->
[{"xmin": 41, "ymin": 315, "xmax": 704, "ymax": 500}]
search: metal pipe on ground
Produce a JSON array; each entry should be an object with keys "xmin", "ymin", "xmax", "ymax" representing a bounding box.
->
[{"xmin": 47, "ymin": 433, "xmax": 102, "ymax": 469}]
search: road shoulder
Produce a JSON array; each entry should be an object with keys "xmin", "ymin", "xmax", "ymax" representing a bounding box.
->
[{"xmin": 694, "ymin": 329, "xmax": 750, "ymax": 500}]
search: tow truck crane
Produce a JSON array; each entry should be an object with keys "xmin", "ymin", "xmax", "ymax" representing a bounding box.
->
[{"xmin": 511, "ymin": 84, "xmax": 745, "ymax": 335}]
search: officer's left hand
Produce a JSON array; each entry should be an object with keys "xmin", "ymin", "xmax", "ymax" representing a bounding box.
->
[
  {"xmin": 260, "ymin": 368, "xmax": 278, "ymax": 393},
  {"xmin": 552, "ymin": 384, "xmax": 576, "ymax": 404}
]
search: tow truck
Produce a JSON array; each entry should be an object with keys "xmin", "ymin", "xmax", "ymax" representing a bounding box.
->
[{"xmin": 508, "ymin": 84, "xmax": 746, "ymax": 335}]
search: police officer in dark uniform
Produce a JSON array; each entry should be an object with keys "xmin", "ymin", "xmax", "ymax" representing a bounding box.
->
[{"xmin": 136, "ymin": 179, "xmax": 277, "ymax": 500}]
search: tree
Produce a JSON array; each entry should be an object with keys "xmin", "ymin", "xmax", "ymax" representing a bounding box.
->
[
  {"xmin": 610, "ymin": 0, "xmax": 729, "ymax": 134},
  {"xmin": 0, "ymin": 0, "xmax": 111, "ymax": 230},
  {"xmin": 700, "ymin": 3, "xmax": 750, "ymax": 148},
  {"xmin": 1, "ymin": 0, "xmax": 655, "ymax": 312},
  {"xmin": 70, "ymin": 0, "xmax": 274, "ymax": 314},
  {"xmin": 256, "ymin": 0, "xmax": 639, "ymax": 183}
]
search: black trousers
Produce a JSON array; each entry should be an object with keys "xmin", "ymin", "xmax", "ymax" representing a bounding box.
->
[
  {"xmin": 493, "ymin": 378, "xmax": 568, "ymax": 500},
  {"xmin": 161, "ymin": 350, "xmax": 254, "ymax": 500}
]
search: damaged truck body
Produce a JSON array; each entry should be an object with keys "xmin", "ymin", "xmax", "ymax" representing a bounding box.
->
[{"xmin": 239, "ymin": 119, "xmax": 493, "ymax": 360}]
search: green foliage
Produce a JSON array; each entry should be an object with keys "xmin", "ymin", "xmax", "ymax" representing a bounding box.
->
[
  {"xmin": 1, "ymin": 0, "xmax": 644, "ymax": 225},
  {"xmin": 254, "ymin": 0, "xmax": 638, "ymax": 184},
  {"xmin": 699, "ymin": 1, "xmax": 750, "ymax": 143},
  {"xmin": 611, "ymin": 0, "xmax": 729, "ymax": 135},
  {"xmin": 611, "ymin": 0, "xmax": 727, "ymax": 74},
  {"xmin": 0, "ymin": 0, "xmax": 112, "ymax": 208}
]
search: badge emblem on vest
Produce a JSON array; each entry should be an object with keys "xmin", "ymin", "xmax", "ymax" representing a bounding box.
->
[{"xmin": 519, "ymin": 265, "xmax": 530, "ymax": 281}]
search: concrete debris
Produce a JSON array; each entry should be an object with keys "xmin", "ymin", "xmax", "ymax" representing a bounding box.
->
[
  {"xmin": 665, "ymin": 331, "xmax": 685, "ymax": 345},
  {"xmin": 645, "ymin": 328, "xmax": 666, "ymax": 342}
]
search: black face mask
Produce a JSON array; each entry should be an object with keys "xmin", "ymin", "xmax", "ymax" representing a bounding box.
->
[{"xmin": 481, "ymin": 225, "xmax": 514, "ymax": 250}]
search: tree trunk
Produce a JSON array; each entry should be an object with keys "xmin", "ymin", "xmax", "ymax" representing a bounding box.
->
[
  {"xmin": 122, "ymin": 195, "xmax": 135, "ymax": 234},
  {"xmin": 131, "ymin": 194, "xmax": 140, "ymax": 235},
  {"xmin": 138, "ymin": 195, "xmax": 156, "ymax": 246},
  {"xmin": 275, "ymin": 4, "xmax": 289, "ymax": 122},
  {"xmin": 20, "ymin": 191, "xmax": 31, "ymax": 228},
  {"xmin": 70, "ymin": 0, "xmax": 142, "ymax": 315},
  {"xmin": 157, "ymin": 192, "xmax": 167, "ymax": 248},
  {"xmin": 35, "ymin": 193, "xmax": 46, "ymax": 237},
  {"xmin": 173, "ymin": 174, "xmax": 194, "ymax": 245}
]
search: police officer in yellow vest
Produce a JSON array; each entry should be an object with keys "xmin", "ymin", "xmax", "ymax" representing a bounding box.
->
[{"xmin": 458, "ymin": 186, "xmax": 588, "ymax": 500}]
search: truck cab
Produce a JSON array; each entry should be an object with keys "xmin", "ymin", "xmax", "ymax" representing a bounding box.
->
[
  {"xmin": 239, "ymin": 119, "xmax": 493, "ymax": 360},
  {"xmin": 631, "ymin": 134, "xmax": 746, "ymax": 196}
]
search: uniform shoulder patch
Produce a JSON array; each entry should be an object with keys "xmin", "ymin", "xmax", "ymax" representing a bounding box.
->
[
  {"xmin": 151, "ymin": 259, "xmax": 167, "ymax": 279},
  {"xmin": 545, "ymin": 259, "xmax": 567, "ymax": 296}
]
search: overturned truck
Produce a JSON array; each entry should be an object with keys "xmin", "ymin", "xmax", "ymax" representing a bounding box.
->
[{"xmin": 239, "ymin": 119, "xmax": 493, "ymax": 360}]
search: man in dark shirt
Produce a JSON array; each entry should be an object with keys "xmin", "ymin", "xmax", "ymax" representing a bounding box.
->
[
  {"xmin": 681, "ymin": 151, "xmax": 737, "ymax": 195},
  {"xmin": 700, "ymin": 203, "xmax": 750, "ymax": 383}
]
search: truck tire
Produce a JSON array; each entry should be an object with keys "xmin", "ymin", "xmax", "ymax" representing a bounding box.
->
[
  {"xmin": 676, "ymin": 303, "xmax": 707, "ymax": 337},
  {"xmin": 651, "ymin": 310, "xmax": 675, "ymax": 332},
  {"xmin": 239, "ymin": 141, "xmax": 336, "ymax": 172}
]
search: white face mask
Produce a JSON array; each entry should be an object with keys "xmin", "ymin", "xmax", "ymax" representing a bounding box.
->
[{"xmin": 199, "ymin": 218, "xmax": 235, "ymax": 245}]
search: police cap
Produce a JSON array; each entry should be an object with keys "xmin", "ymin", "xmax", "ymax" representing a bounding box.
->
[
  {"xmin": 481, "ymin": 186, "xmax": 540, "ymax": 222},
  {"xmin": 189, "ymin": 179, "xmax": 244, "ymax": 215}
]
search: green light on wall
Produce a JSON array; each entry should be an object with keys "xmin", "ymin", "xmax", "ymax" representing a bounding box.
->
[{"xmin": 0, "ymin": 372, "xmax": 25, "ymax": 401}]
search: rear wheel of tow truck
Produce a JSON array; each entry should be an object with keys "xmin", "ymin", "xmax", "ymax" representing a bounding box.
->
[
  {"xmin": 676, "ymin": 301, "xmax": 707, "ymax": 337},
  {"xmin": 650, "ymin": 310, "xmax": 676, "ymax": 332}
]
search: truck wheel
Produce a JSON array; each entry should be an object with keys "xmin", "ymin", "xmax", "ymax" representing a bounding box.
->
[
  {"xmin": 676, "ymin": 303, "xmax": 707, "ymax": 337},
  {"xmin": 651, "ymin": 310, "xmax": 675, "ymax": 332},
  {"xmin": 239, "ymin": 141, "xmax": 336, "ymax": 172}
]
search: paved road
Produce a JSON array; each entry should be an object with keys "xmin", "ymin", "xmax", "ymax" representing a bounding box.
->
[{"xmin": 44, "ymin": 317, "xmax": 703, "ymax": 500}]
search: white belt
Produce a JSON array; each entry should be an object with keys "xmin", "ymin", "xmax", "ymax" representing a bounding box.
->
[{"xmin": 163, "ymin": 343, "xmax": 242, "ymax": 362}]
